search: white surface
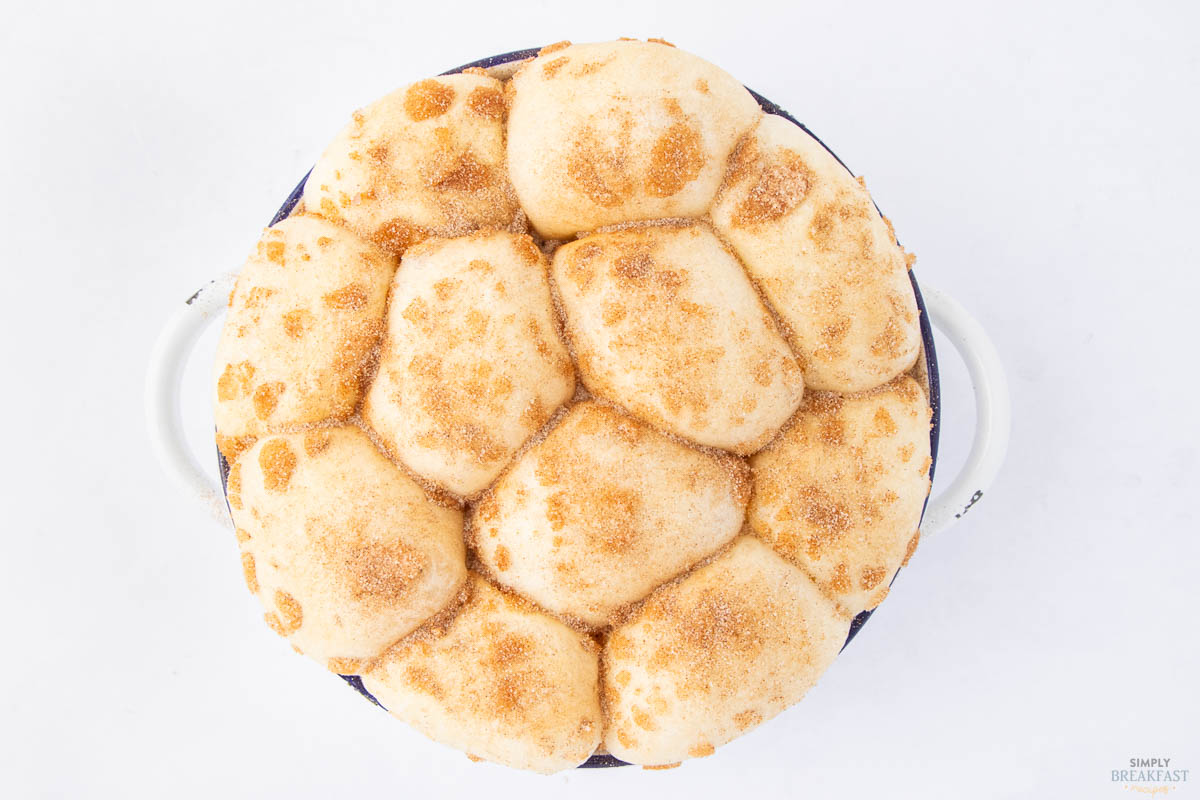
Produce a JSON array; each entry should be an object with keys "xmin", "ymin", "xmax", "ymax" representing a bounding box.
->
[{"xmin": 2, "ymin": 1, "xmax": 1197, "ymax": 797}]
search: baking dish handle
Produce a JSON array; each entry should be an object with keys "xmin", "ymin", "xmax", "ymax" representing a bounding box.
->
[
  {"xmin": 919, "ymin": 285, "xmax": 1011, "ymax": 536},
  {"xmin": 145, "ymin": 275, "xmax": 236, "ymax": 524}
]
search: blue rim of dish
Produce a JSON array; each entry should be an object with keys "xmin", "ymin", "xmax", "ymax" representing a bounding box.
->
[{"xmin": 217, "ymin": 46, "xmax": 941, "ymax": 771}]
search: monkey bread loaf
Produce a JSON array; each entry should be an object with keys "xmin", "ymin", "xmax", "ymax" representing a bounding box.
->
[{"xmin": 214, "ymin": 38, "xmax": 931, "ymax": 774}]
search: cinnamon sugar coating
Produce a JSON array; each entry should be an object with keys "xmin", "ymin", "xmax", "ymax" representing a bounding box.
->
[
  {"xmin": 711, "ymin": 114, "xmax": 921, "ymax": 392},
  {"xmin": 213, "ymin": 39, "xmax": 936, "ymax": 774},
  {"xmin": 602, "ymin": 537, "xmax": 850, "ymax": 765},
  {"xmin": 303, "ymin": 73, "xmax": 519, "ymax": 258},
  {"xmin": 748, "ymin": 377, "xmax": 932, "ymax": 614},
  {"xmin": 472, "ymin": 401, "xmax": 749, "ymax": 627},
  {"xmin": 363, "ymin": 575, "xmax": 602, "ymax": 774},
  {"xmin": 362, "ymin": 231, "xmax": 575, "ymax": 498},
  {"xmin": 213, "ymin": 215, "xmax": 395, "ymax": 454},
  {"xmin": 506, "ymin": 40, "xmax": 761, "ymax": 238},
  {"xmin": 229, "ymin": 426, "xmax": 466, "ymax": 664},
  {"xmin": 552, "ymin": 224, "xmax": 804, "ymax": 453}
]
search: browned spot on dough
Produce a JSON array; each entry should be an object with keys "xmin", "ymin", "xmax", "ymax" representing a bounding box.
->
[
  {"xmin": 752, "ymin": 358, "xmax": 775, "ymax": 387},
  {"xmin": 258, "ymin": 439, "xmax": 297, "ymax": 492},
  {"xmin": 538, "ymin": 40, "xmax": 571, "ymax": 55},
  {"xmin": 323, "ymin": 283, "xmax": 368, "ymax": 310},
  {"xmin": 217, "ymin": 361, "xmax": 255, "ymax": 402},
  {"xmin": 873, "ymin": 406, "xmax": 898, "ymax": 435},
  {"xmin": 244, "ymin": 286, "xmax": 275, "ymax": 308},
  {"xmin": 734, "ymin": 152, "xmax": 814, "ymax": 225},
  {"xmin": 225, "ymin": 458, "xmax": 244, "ymax": 503},
  {"xmin": 405, "ymin": 664, "xmax": 444, "ymax": 698},
  {"xmin": 394, "ymin": 301, "xmax": 428, "ymax": 334},
  {"xmin": 466, "ymin": 85, "xmax": 505, "ymax": 119},
  {"xmin": 613, "ymin": 249, "xmax": 654, "ymax": 282},
  {"xmin": 646, "ymin": 122, "xmax": 704, "ymax": 197},
  {"xmin": 725, "ymin": 133, "xmax": 759, "ymax": 185},
  {"xmin": 810, "ymin": 198, "xmax": 871, "ymax": 253},
  {"xmin": 542, "ymin": 56, "xmax": 569, "ymax": 77},
  {"xmin": 632, "ymin": 706, "xmax": 657, "ymax": 731},
  {"xmin": 546, "ymin": 485, "xmax": 638, "ymax": 554},
  {"xmin": 241, "ymin": 552, "xmax": 258, "ymax": 594},
  {"xmin": 818, "ymin": 417, "xmax": 845, "ymax": 446},
  {"xmin": 370, "ymin": 218, "xmax": 428, "ymax": 257},
  {"xmin": 430, "ymin": 151, "xmax": 493, "ymax": 192},
  {"xmin": 327, "ymin": 657, "xmax": 364, "ymax": 675},
  {"xmin": 252, "ymin": 381, "xmax": 285, "ymax": 420},
  {"xmin": 861, "ymin": 566, "xmax": 887, "ymax": 590},
  {"xmin": 831, "ymin": 562, "xmax": 851, "ymax": 594},
  {"xmin": 303, "ymin": 430, "xmax": 332, "ymax": 456},
  {"xmin": 647, "ymin": 37, "xmax": 675, "ymax": 47},
  {"xmin": 902, "ymin": 530, "xmax": 921, "ymax": 566},
  {"xmin": 872, "ymin": 317, "xmax": 907, "ymax": 359},
  {"xmin": 265, "ymin": 240, "xmax": 285, "ymax": 264},
  {"xmin": 494, "ymin": 544, "xmax": 511, "ymax": 572},
  {"xmin": 513, "ymin": 235, "xmax": 542, "ymax": 265},
  {"xmin": 275, "ymin": 590, "xmax": 303, "ymax": 633},
  {"xmin": 567, "ymin": 127, "xmax": 635, "ymax": 207},
  {"xmin": 281, "ymin": 308, "xmax": 313, "ymax": 339},
  {"xmin": 341, "ymin": 539, "xmax": 427, "ymax": 603},
  {"xmin": 404, "ymin": 79, "xmax": 455, "ymax": 121},
  {"xmin": 733, "ymin": 709, "xmax": 762, "ymax": 730},
  {"xmin": 433, "ymin": 278, "xmax": 459, "ymax": 301}
]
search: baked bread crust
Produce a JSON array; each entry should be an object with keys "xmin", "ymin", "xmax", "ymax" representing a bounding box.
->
[
  {"xmin": 748, "ymin": 377, "xmax": 932, "ymax": 614},
  {"xmin": 303, "ymin": 73, "xmax": 520, "ymax": 258},
  {"xmin": 602, "ymin": 537, "xmax": 850, "ymax": 765},
  {"xmin": 362, "ymin": 230, "xmax": 575, "ymax": 498},
  {"xmin": 362, "ymin": 575, "xmax": 603, "ymax": 774},
  {"xmin": 213, "ymin": 38, "xmax": 934, "ymax": 773},
  {"xmin": 553, "ymin": 224, "xmax": 804, "ymax": 453},
  {"xmin": 711, "ymin": 114, "xmax": 921, "ymax": 392},
  {"xmin": 213, "ymin": 215, "xmax": 395, "ymax": 459},
  {"xmin": 472, "ymin": 401, "xmax": 749, "ymax": 627},
  {"xmin": 228, "ymin": 426, "xmax": 466, "ymax": 667},
  {"xmin": 507, "ymin": 41, "xmax": 761, "ymax": 238}
]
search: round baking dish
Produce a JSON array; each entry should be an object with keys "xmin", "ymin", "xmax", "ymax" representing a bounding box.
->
[{"xmin": 147, "ymin": 47, "xmax": 1011, "ymax": 771}]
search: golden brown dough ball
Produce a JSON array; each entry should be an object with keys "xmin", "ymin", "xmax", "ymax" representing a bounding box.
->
[
  {"xmin": 303, "ymin": 73, "xmax": 519, "ymax": 257},
  {"xmin": 472, "ymin": 401, "xmax": 749, "ymax": 627},
  {"xmin": 602, "ymin": 537, "xmax": 850, "ymax": 766},
  {"xmin": 228, "ymin": 426, "xmax": 466, "ymax": 668},
  {"xmin": 748, "ymin": 376, "xmax": 932, "ymax": 614},
  {"xmin": 507, "ymin": 40, "xmax": 761, "ymax": 238},
  {"xmin": 362, "ymin": 574, "xmax": 603, "ymax": 774},
  {"xmin": 712, "ymin": 114, "xmax": 921, "ymax": 392},
  {"xmin": 213, "ymin": 215, "xmax": 395, "ymax": 461},
  {"xmin": 552, "ymin": 223, "xmax": 804, "ymax": 454},
  {"xmin": 362, "ymin": 231, "xmax": 575, "ymax": 498}
]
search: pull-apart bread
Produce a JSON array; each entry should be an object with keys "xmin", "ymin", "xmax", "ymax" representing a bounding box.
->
[{"xmin": 213, "ymin": 38, "xmax": 932, "ymax": 773}]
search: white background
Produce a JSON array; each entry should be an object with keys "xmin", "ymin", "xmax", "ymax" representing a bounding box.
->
[{"xmin": 2, "ymin": 1, "xmax": 1197, "ymax": 797}]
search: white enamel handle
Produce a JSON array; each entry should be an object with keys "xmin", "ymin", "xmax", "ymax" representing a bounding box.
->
[
  {"xmin": 919, "ymin": 285, "xmax": 1011, "ymax": 537},
  {"xmin": 144, "ymin": 275, "xmax": 236, "ymax": 524}
]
